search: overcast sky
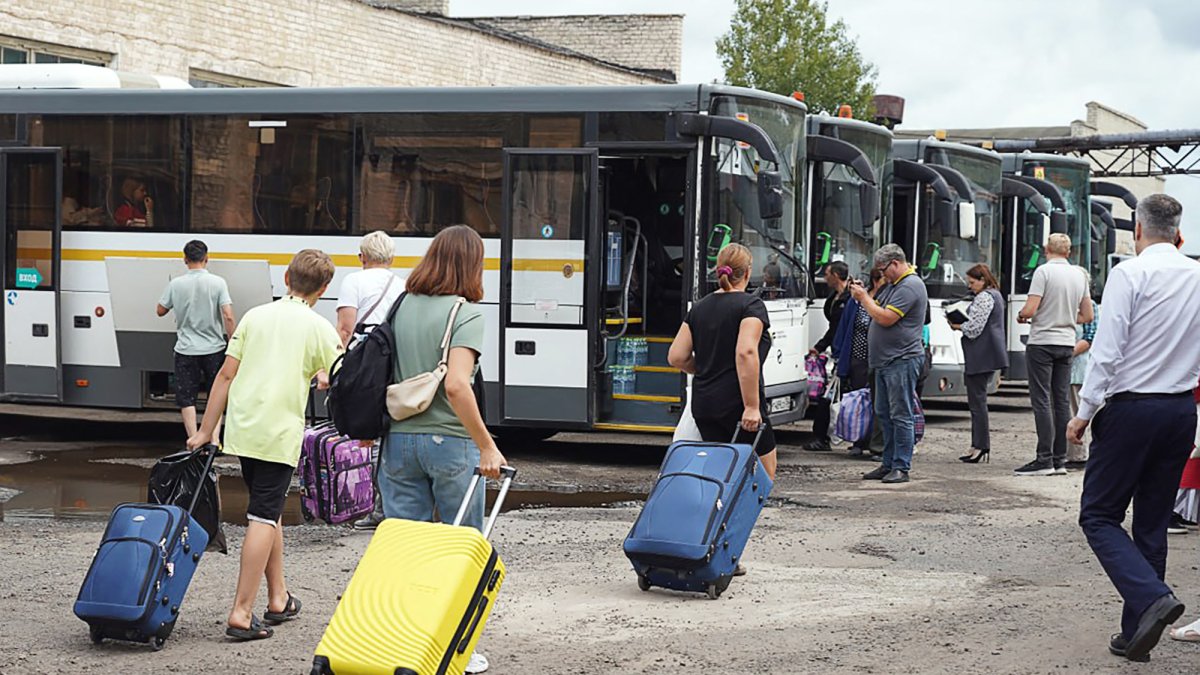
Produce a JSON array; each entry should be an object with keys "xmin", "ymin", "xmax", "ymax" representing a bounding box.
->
[{"xmin": 453, "ymin": 0, "xmax": 1200, "ymax": 248}]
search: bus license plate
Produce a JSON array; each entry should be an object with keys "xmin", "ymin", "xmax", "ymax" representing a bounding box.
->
[{"xmin": 769, "ymin": 397, "xmax": 792, "ymax": 414}]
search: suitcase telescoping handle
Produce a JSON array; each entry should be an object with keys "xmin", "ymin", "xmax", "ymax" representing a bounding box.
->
[
  {"xmin": 452, "ymin": 466, "xmax": 517, "ymax": 540},
  {"xmin": 185, "ymin": 443, "xmax": 222, "ymax": 516},
  {"xmin": 731, "ymin": 423, "xmax": 765, "ymax": 449}
]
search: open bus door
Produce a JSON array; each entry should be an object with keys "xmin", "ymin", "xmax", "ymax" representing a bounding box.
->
[
  {"xmin": 500, "ymin": 149, "xmax": 600, "ymax": 427},
  {"xmin": 0, "ymin": 148, "xmax": 63, "ymax": 402}
]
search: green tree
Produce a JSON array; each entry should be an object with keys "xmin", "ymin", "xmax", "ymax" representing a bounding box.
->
[{"xmin": 717, "ymin": 0, "xmax": 878, "ymax": 119}]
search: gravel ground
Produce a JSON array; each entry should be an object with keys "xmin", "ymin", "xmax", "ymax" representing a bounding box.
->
[{"xmin": 1, "ymin": 388, "xmax": 1199, "ymax": 674}]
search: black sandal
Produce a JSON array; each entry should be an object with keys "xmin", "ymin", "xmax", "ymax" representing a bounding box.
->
[
  {"xmin": 264, "ymin": 593, "xmax": 302, "ymax": 624},
  {"xmin": 225, "ymin": 614, "xmax": 273, "ymax": 641}
]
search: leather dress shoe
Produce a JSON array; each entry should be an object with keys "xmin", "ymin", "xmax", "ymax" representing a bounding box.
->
[
  {"xmin": 1108, "ymin": 633, "xmax": 1149, "ymax": 662},
  {"xmin": 862, "ymin": 466, "xmax": 889, "ymax": 480},
  {"xmin": 881, "ymin": 469, "xmax": 910, "ymax": 484},
  {"xmin": 1125, "ymin": 594, "xmax": 1185, "ymax": 661}
]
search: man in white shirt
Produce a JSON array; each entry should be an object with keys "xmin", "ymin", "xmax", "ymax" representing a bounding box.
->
[
  {"xmin": 1067, "ymin": 194, "xmax": 1200, "ymax": 662},
  {"xmin": 336, "ymin": 231, "xmax": 404, "ymax": 348},
  {"xmin": 1015, "ymin": 233, "xmax": 1093, "ymax": 476},
  {"xmin": 336, "ymin": 230, "xmax": 404, "ymax": 530}
]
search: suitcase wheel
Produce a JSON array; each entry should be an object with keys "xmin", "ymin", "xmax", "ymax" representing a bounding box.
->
[
  {"xmin": 151, "ymin": 636, "xmax": 166, "ymax": 651},
  {"xmin": 89, "ymin": 626, "xmax": 104, "ymax": 645},
  {"xmin": 706, "ymin": 576, "xmax": 732, "ymax": 600},
  {"xmin": 637, "ymin": 574, "xmax": 651, "ymax": 592}
]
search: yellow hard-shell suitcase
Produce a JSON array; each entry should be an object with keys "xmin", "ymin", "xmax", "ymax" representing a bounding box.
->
[{"xmin": 311, "ymin": 466, "xmax": 515, "ymax": 675}]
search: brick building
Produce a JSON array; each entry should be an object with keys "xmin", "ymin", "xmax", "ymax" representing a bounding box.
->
[{"xmin": 0, "ymin": 0, "xmax": 682, "ymax": 87}]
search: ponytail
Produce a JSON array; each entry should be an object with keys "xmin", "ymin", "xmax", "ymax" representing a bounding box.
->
[{"xmin": 715, "ymin": 243, "xmax": 752, "ymax": 292}]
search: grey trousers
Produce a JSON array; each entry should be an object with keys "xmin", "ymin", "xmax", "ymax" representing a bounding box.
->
[
  {"xmin": 1027, "ymin": 344, "xmax": 1074, "ymax": 467},
  {"xmin": 965, "ymin": 371, "xmax": 993, "ymax": 451}
]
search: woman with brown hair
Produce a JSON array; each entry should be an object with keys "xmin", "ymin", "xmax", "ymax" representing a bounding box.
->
[
  {"xmin": 380, "ymin": 224, "xmax": 505, "ymax": 674},
  {"xmin": 951, "ymin": 263, "xmax": 1008, "ymax": 463},
  {"xmin": 668, "ymin": 243, "xmax": 777, "ymax": 480}
]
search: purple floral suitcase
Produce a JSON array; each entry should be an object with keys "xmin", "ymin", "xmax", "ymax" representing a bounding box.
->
[
  {"xmin": 299, "ymin": 424, "xmax": 375, "ymax": 525},
  {"xmin": 805, "ymin": 354, "xmax": 828, "ymax": 399}
]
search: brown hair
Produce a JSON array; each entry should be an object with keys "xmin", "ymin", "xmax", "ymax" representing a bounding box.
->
[
  {"xmin": 966, "ymin": 263, "xmax": 999, "ymax": 290},
  {"xmin": 286, "ymin": 249, "xmax": 336, "ymax": 296},
  {"xmin": 715, "ymin": 243, "xmax": 752, "ymax": 292},
  {"xmin": 405, "ymin": 225, "xmax": 485, "ymax": 302}
]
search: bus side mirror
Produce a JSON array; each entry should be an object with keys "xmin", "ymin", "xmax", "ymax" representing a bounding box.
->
[
  {"xmin": 1050, "ymin": 211, "xmax": 1068, "ymax": 234},
  {"xmin": 1041, "ymin": 214, "xmax": 1051, "ymax": 246},
  {"xmin": 1106, "ymin": 226, "xmax": 1117, "ymax": 255},
  {"xmin": 859, "ymin": 184, "xmax": 880, "ymax": 236},
  {"xmin": 958, "ymin": 202, "xmax": 976, "ymax": 240},
  {"xmin": 758, "ymin": 170, "xmax": 784, "ymax": 221}
]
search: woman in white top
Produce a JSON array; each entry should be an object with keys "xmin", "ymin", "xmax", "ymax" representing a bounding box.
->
[
  {"xmin": 336, "ymin": 231, "xmax": 405, "ymax": 348},
  {"xmin": 336, "ymin": 230, "xmax": 405, "ymax": 530}
]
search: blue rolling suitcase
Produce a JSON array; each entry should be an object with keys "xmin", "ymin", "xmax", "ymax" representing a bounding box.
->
[
  {"xmin": 623, "ymin": 427, "xmax": 772, "ymax": 599},
  {"xmin": 74, "ymin": 445, "xmax": 218, "ymax": 650}
]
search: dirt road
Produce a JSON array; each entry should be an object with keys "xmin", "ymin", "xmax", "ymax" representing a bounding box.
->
[{"xmin": 1, "ymin": 388, "xmax": 1198, "ymax": 674}]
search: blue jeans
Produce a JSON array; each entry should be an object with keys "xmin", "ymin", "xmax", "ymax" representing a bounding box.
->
[
  {"xmin": 380, "ymin": 432, "xmax": 484, "ymax": 532},
  {"xmin": 875, "ymin": 356, "xmax": 924, "ymax": 472}
]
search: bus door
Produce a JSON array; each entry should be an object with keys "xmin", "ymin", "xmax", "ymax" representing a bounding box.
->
[
  {"xmin": 500, "ymin": 149, "xmax": 599, "ymax": 425},
  {"xmin": 0, "ymin": 148, "xmax": 63, "ymax": 401}
]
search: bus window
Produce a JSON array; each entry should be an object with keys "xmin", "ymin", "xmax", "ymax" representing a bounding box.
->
[
  {"xmin": 528, "ymin": 116, "xmax": 583, "ymax": 148},
  {"xmin": 597, "ymin": 112, "xmax": 667, "ymax": 143},
  {"xmin": 360, "ymin": 114, "xmax": 521, "ymax": 238},
  {"xmin": 36, "ymin": 115, "xmax": 184, "ymax": 231},
  {"xmin": 189, "ymin": 115, "xmax": 352, "ymax": 235}
]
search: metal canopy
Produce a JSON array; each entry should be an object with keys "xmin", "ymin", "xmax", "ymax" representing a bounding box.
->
[{"xmin": 990, "ymin": 130, "xmax": 1200, "ymax": 177}]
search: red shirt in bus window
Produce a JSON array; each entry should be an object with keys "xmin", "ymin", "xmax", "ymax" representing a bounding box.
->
[{"xmin": 114, "ymin": 201, "xmax": 146, "ymax": 226}]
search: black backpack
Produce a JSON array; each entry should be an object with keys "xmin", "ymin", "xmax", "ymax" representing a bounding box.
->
[{"xmin": 327, "ymin": 292, "xmax": 407, "ymax": 440}]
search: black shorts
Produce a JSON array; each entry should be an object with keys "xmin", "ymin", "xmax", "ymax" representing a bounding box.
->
[
  {"xmin": 694, "ymin": 411, "xmax": 776, "ymax": 457},
  {"xmin": 239, "ymin": 456, "xmax": 294, "ymax": 525},
  {"xmin": 174, "ymin": 350, "xmax": 226, "ymax": 408}
]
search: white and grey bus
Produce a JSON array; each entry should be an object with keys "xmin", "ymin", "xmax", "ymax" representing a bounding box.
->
[{"xmin": 0, "ymin": 83, "xmax": 812, "ymax": 438}]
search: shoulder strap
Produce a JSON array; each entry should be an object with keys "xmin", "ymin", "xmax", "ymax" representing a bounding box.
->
[
  {"xmin": 383, "ymin": 290, "xmax": 408, "ymax": 324},
  {"xmin": 360, "ymin": 273, "xmax": 396, "ymax": 325},
  {"xmin": 437, "ymin": 298, "xmax": 467, "ymax": 367}
]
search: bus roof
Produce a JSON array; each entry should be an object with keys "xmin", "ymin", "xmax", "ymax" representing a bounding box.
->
[
  {"xmin": 1000, "ymin": 151, "xmax": 1091, "ymax": 172},
  {"xmin": 808, "ymin": 114, "xmax": 893, "ymax": 140},
  {"xmin": 0, "ymin": 83, "xmax": 805, "ymax": 116},
  {"xmin": 894, "ymin": 137, "xmax": 999, "ymax": 163}
]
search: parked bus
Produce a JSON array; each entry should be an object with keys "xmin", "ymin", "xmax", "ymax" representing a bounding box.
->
[
  {"xmin": 889, "ymin": 139, "xmax": 1002, "ymax": 397},
  {"xmin": 803, "ymin": 114, "xmax": 891, "ymax": 348},
  {"xmin": 1088, "ymin": 180, "xmax": 1138, "ymax": 297},
  {"xmin": 0, "ymin": 83, "xmax": 812, "ymax": 438},
  {"xmin": 999, "ymin": 153, "xmax": 1089, "ymax": 379}
]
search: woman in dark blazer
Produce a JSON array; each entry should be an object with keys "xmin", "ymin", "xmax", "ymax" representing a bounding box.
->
[{"xmin": 951, "ymin": 263, "xmax": 1008, "ymax": 463}]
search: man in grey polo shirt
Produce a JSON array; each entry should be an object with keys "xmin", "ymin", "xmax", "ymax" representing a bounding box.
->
[
  {"xmin": 156, "ymin": 240, "xmax": 236, "ymax": 439},
  {"xmin": 849, "ymin": 244, "xmax": 928, "ymax": 484},
  {"xmin": 1016, "ymin": 233, "xmax": 1093, "ymax": 476}
]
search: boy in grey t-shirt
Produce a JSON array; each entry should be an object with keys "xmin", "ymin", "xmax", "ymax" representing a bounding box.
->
[
  {"xmin": 1016, "ymin": 234, "xmax": 1093, "ymax": 476},
  {"xmin": 156, "ymin": 240, "xmax": 236, "ymax": 438}
]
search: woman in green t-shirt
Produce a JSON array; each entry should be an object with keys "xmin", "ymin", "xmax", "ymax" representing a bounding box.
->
[{"xmin": 381, "ymin": 226, "xmax": 507, "ymax": 536}]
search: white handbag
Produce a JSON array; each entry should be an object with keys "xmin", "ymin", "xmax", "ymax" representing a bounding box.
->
[{"xmin": 386, "ymin": 297, "xmax": 466, "ymax": 422}]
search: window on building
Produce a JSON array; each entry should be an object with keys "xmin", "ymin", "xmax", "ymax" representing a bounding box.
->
[
  {"xmin": 0, "ymin": 39, "xmax": 110, "ymax": 66},
  {"xmin": 187, "ymin": 69, "xmax": 282, "ymax": 89},
  {"xmin": 189, "ymin": 116, "xmax": 353, "ymax": 234},
  {"xmin": 31, "ymin": 115, "xmax": 185, "ymax": 231}
]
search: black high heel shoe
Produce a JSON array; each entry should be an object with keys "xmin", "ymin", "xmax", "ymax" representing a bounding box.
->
[{"xmin": 959, "ymin": 449, "xmax": 990, "ymax": 464}]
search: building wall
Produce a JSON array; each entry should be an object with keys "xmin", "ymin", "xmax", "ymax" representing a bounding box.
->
[
  {"xmin": 0, "ymin": 0, "xmax": 663, "ymax": 88},
  {"xmin": 471, "ymin": 15, "xmax": 683, "ymax": 80}
]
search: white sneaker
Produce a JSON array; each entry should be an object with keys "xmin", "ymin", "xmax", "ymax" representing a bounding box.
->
[{"xmin": 466, "ymin": 652, "xmax": 489, "ymax": 674}]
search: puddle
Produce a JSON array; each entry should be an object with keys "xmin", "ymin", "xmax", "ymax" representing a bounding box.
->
[{"xmin": 0, "ymin": 447, "xmax": 644, "ymax": 526}]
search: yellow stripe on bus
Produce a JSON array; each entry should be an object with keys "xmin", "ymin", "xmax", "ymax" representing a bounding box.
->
[{"xmin": 51, "ymin": 248, "xmax": 582, "ymax": 273}]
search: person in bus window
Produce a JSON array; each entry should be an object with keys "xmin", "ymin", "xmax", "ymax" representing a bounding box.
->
[
  {"xmin": 114, "ymin": 177, "xmax": 152, "ymax": 227},
  {"xmin": 381, "ymin": 225, "xmax": 505, "ymax": 675},
  {"xmin": 950, "ymin": 263, "xmax": 1008, "ymax": 465},
  {"xmin": 61, "ymin": 195, "xmax": 104, "ymax": 227},
  {"xmin": 336, "ymin": 230, "xmax": 405, "ymax": 531}
]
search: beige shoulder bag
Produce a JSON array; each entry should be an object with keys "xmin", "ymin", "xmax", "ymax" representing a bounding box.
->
[{"xmin": 386, "ymin": 297, "xmax": 466, "ymax": 421}]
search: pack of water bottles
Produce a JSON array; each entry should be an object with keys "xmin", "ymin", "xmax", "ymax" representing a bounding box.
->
[
  {"xmin": 611, "ymin": 366, "xmax": 636, "ymax": 394},
  {"xmin": 616, "ymin": 337, "xmax": 649, "ymax": 367}
]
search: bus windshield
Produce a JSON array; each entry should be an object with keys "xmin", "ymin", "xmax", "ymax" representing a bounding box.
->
[
  {"xmin": 1042, "ymin": 163, "xmax": 1091, "ymax": 268},
  {"xmin": 707, "ymin": 96, "xmax": 806, "ymax": 299},
  {"xmin": 921, "ymin": 148, "xmax": 1002, "ymax": 299},
  {"xmin": 812, "ymin": 126, "xmax": 890, "ymax": 287}
]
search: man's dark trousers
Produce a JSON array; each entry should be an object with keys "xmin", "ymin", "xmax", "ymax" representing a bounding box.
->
[
  {"xmin": 1027, "ymin": 344, "xmax": 1074, "ymax": 467},
  {"xmin": 1079, "ymin": 394, "xmax": 1197, "ymax": 638}
]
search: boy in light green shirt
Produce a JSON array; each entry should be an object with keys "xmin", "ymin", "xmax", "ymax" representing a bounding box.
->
[{"xmin": 188, "ymin": 249, "xmax": 342, "ymax": 641}]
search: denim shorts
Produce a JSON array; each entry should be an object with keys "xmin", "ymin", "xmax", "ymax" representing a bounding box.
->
[{"xmin": 379, "ymin": 432, "xmax": 484, "ymax": 532}]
